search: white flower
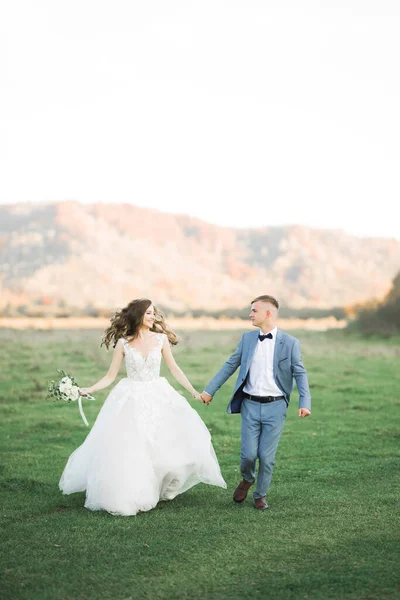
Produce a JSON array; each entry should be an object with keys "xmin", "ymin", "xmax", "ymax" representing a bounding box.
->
[
  {"xmin": 59, "ymin": 381, "xmax": 73, "ymax": 394},
  {"xmin": 68, "ymin": 386, "xmax": 80, "ymax": 401},
  {"xmin": 61, "ymin": 376, "xmax": 72, "ymax": 385}
]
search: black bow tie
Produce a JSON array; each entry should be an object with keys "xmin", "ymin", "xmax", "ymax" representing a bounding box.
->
[{"xmin": 259, "ymin": 333, "xmax": 273, "ymax": 341}]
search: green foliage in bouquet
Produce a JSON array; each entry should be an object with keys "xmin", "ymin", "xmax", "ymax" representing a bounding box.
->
[{"xmin": 47, "ymin": 369, "xmax": 81, "ymax": 403}]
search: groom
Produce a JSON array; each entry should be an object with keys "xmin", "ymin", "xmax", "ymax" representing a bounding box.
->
[{"xmin": 201, "ymin": 295, "xmax": 311, "ymax": 510}]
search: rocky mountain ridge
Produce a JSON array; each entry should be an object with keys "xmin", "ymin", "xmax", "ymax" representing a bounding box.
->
[{"xmin": 0, "ymin": 201, "xmax": 399, "ymax": 312}]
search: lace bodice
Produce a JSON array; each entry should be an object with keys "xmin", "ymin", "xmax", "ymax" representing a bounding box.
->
[{"xmin": 121, "ymin": 334, "xmax": 164, "ymax": 382}]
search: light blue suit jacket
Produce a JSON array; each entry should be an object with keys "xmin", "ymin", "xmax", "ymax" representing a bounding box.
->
[{"xmin": 204, "ymin": 329, "xmax": 311, "ymax": 414}]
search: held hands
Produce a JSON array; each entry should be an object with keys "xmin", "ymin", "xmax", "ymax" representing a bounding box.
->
[
  {"xmin": 298, "ymin": 408, "xmax": 311, "ymax": 418},
  {"xmin": 200, "ymin": 392, "xmax": 213, "ymax": 405},
  {"xmin": 191, "ymin": 390, "xmax": 213, "ymax": 404}
]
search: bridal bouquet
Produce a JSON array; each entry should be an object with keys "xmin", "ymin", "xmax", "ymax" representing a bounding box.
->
[{"xmin": 47, "ymin": 370, "xmax": 95, "ymax": 426}]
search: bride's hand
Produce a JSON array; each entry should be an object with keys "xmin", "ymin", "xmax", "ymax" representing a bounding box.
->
[
  {"xmin": 192, "ymin": 391, "xmax": 202, "ymax": 401},
  {"xmin": 79, "ymin": 387, "xmax": 92, "ymax": 397}
]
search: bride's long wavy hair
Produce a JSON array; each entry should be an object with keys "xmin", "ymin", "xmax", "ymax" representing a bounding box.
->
[{"xmin": 101, "ymin": 298, "xmax": 178, "ymax": 349}]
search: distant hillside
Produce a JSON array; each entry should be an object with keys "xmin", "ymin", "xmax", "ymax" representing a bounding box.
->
[{"xmin": 0, "ymin": 201, "xmax": 399, "ymax": 313}]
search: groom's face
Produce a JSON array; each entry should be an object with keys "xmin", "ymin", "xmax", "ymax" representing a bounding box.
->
[{"xmin": 249, "ymin": 301, "xmax": 270, "ymax": 327}]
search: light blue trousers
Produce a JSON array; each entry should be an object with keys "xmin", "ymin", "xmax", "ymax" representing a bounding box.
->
[{"xmin": 240, "ymin": 398, "xmax": 287, "ymax": 499}]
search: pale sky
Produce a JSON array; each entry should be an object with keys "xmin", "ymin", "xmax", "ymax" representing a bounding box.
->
[{"xmin": 1, "ymin": 0, "xmax": 399, "ymax": 239}]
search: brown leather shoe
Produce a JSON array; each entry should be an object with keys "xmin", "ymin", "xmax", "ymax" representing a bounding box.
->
[
  {"xmin": 233, "ymin": 479, "xmax": 254, "ymax": 503},
  {"xmin": 254, "ymin": 497, "xmax": 269, "ymax": 510}
]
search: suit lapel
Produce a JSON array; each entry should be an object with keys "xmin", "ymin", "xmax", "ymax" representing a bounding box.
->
[
  {"xmin": 273, "ymin": 329, "xmax": 284, "ymax": 374},
  {"xmin": 245, "ymin": 330, "xmax": 260, "ymax": 373}
]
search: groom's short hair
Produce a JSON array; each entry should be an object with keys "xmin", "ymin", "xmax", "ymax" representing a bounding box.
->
[{"xmin": 251, "ymin": 295, "xmax": 279, "ymax": 310}]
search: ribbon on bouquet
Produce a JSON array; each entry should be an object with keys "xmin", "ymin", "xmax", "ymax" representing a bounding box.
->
[{"xmin": 78, "ymin": 394, "xmax": 95, "ymax": 427}]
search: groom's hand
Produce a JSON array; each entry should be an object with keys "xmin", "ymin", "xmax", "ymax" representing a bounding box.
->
[
  {"xmin": 298, "ymin": 408, "xmax": 311, "ymax": 418},
  {"xmin": 201, "ymin": 392, "xmax": 213, "ymax": 405}
]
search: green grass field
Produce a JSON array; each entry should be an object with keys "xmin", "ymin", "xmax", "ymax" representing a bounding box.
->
[{"xmin": 1, "ymin": 328, "xmax": 399, "ymax": 600}]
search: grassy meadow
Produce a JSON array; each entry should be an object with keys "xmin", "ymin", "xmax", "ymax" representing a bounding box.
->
[{"xmin": 0, "ymin": 327, "xmax": 399, "ymax": 600}]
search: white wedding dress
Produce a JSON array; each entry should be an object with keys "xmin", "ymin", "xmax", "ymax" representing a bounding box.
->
[{"xmin": 59, "ymin": 334, "xmax": 226, "ymax": 515}]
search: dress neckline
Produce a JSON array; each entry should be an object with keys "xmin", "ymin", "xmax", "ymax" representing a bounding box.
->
[{"xmin": 124, "ymin": 333, "xmax": 162, "ymax": 361}]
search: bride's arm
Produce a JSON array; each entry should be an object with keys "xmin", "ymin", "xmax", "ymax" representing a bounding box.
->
[
  {"xmin": 80, "ymin": 340, "xmax": 124, "ymax": 395},
  {"xmin": 161, "ymin": 337, "xmax": 201, "ymax": 400}
]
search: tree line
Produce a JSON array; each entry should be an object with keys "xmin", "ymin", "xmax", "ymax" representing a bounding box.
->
[
  {"xmin": 2, "ymin": 272, "xmax": 399, "ymax": 336},
  {"xmin": 350, "ymin": 271, "xmax": 400, "ymax": 335}
]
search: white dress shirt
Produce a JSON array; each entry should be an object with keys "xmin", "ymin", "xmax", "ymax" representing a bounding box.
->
[{"xmin": 243, "ymin": 327, "xmax": 284, "ymax": 397}]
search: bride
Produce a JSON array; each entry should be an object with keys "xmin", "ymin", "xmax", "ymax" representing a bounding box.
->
[{"xmin": 59, "ymin": 298, "xmax": 226, "ymax": 515}]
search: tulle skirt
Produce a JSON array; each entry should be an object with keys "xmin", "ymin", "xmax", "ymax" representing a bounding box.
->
[{"xmin": 59, "ymin": 377, "xmax": 226, "ymax": 515}]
